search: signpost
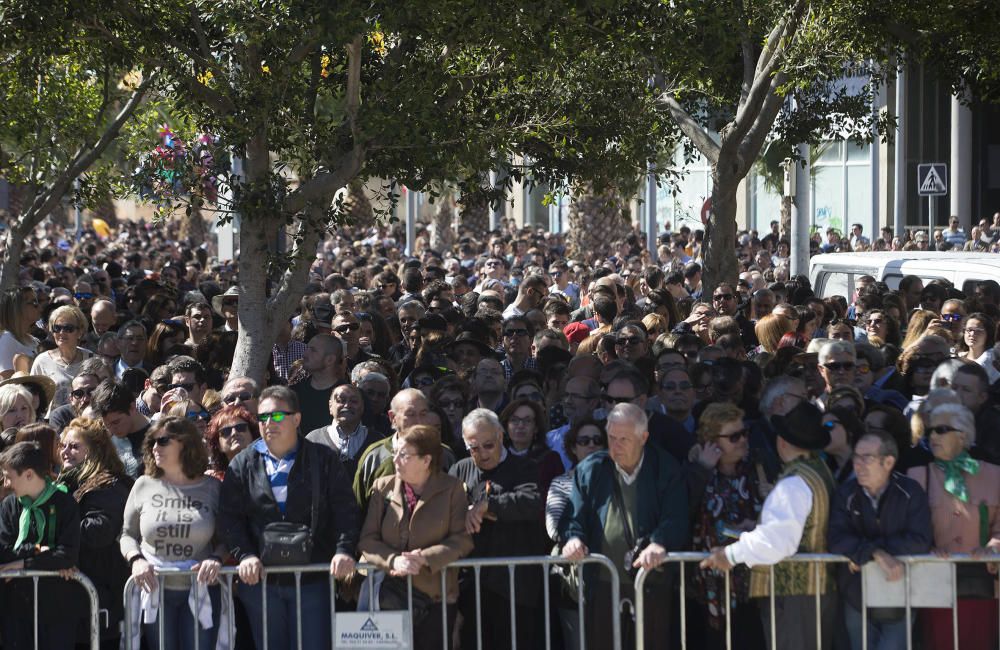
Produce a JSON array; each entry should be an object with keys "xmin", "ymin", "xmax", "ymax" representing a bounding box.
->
[{"xmin": 917, "ymin": 163, "xmax": 948, "ymax": 235}]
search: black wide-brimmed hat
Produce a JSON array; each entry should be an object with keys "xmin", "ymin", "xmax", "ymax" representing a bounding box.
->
[{"xmin": 771, "ymin": 401, "xmax": 830, "ymax": 451}]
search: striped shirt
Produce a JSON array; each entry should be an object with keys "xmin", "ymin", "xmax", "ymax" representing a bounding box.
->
[{"xmin": 254, "ymin": 438, "xmax": 297, "ymax": 513}]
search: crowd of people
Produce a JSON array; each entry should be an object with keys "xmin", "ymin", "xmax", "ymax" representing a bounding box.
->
[{"xmin": 0, "ymin": 214, "xmax": 998, "ymax": 650}]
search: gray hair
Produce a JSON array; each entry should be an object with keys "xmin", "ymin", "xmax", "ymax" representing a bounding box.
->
[
  {"xmin": 929, "ymin": 402, "xmax": 976, "ymax": 450},
  {"xmin": 606, "ymin": 403, "xmax": 648, "ymax": 438},
  {"xmin": 818, "ymin": 340, "xmax": 856, "ymax": 365},
  {"xmin": 857, "ymin": 430, "xmax": 899, "ymax": 459},
  {"xmin": 223, "ymin": 376, "xmax": 261, "ymax": 397},
  {"xmin": 357, "ymin": 371, "xmax": 390, "ymax": 389},
  {"xmin": 760, "ymin": 376, "xmax": 805, "ymax": 415},
  {"xmin": 929, "ymin": 359, "xmax": 967, "ymax": 390},
  {"xmin": 0, "ymin": 385, "xmax": 33, "ymax": 417},
  {"xmin": 462, "ymin": 408, "xmax": 503, "ymax": 437},
  {"xmin": 350, "ymin": 361, "xmax": 386, "ymax": 384}
]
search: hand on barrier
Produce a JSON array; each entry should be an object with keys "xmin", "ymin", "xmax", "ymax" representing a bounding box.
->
[
  {"xmin": 971, "ymin": 546, "xmax": 999, "ymax": 575},
  {"xmin": 193, "ymin": 558, "xmax": 222, "ymax": 584},
  {"xmin": 58, "ymin": 567, "xmax": 78, "ymax": 581},
  {"xmin": 562, "ymin": 537, "xmax": 589, "ymax": 561},
  {"xmin": 699, "ymin": 547, "xmax": 734, "ymax": 572},
  {"xmin": 0, "ymin": 559, "xmax": 25, "ymax": 579},
  {"xmin": 132, "ymin": 558, "xmax": 157, "ymax": 593},
  {"xmin": 632, "ymin": 542, "xmax": 667, "ymax": 571},
  {"xmin": 330, "ymin": 553, "xmax": 356, "ymax": 579},
  {"xmin": 872, "ymin": 550, "xmax": 903, "ymax": 582},
  {"xmin": 391, "ymin": 551, "xmax": 428, "ymax": 577},
  {"xmin": 238, "ymin": 556, "xmax": 263, "ymax": 585}
]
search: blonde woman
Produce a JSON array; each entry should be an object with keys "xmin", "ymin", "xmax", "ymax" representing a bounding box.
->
[
  {"xmin": 30, "ymin": 305, "xmax": 93, "ymax": 412},
  {"xmin": 0, "ymin": 287, "xmax": 41, "ymax": 377}
]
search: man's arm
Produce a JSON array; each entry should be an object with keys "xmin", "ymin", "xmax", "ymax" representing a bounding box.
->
[{"xmin": 725, "ymin": 476, "xmax": 812, "ymax": 567}]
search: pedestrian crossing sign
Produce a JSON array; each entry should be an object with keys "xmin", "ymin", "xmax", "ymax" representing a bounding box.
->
[{"xmin": 917, "ymin": 163, "xmax": 948, "ymax": 196}]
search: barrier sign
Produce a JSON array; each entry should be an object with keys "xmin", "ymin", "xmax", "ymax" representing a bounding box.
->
[{"xmin": 335, "ymin": 612, "xmax": 411, "ymax": 649}]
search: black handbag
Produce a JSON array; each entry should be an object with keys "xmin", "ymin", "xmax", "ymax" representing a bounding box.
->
[{"xmin": 260, "ymin": 453, "xmax": 321, "ymax": 566}]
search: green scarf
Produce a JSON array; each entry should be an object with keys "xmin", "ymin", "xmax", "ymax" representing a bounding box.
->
[
  {"xmin": 935, "ymin": 451, "xmax": 980, "ymax": 503},
  {"xmin": 15, "ymin": 480, "xmax": 67, "ymax": 550}
]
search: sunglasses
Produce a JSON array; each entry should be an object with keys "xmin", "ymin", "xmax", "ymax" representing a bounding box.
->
[
  {"xmin": 223, "ymin": 391, "xmax": 253, "ymax": 405},
  {"xmin": 822, "ymin": 420, "xmax": 840, "ymax": 430},
  {"xmin": 821, "ymin": 361, "xmax": 855, "ymax": 372},
  {"xmin": 660, "ymin": 380, "xmax": 693, "ymax": 391},
  {"xmin": 152, "ymin": 436, "xmax": 175, "ymax": 447},
  {"xmin": 71, "ymin": 387, "xmax": 94, "ymax": 399},
  {"xmin": 437, "ymin": 399, "xmax": 465, "ymax": 410},
  {"xmin": 187, "ymin": 410, "xmax": 211, "ymax": 422},
  {"xmin": 576, "ymin": 435, "xmax": 603, "ymax": 447},
  {"xmin": 220, "ymin": 423, "xmax": 250, "ymax": 438},
  {"xmin": 74, "ymin": 292, "xmax": 93, "ymax": 300},
  {"xmin": 51, "ymin": 324, "xmax": 78, "ymax": 334},
  {"xmin": 601, "ymin": 394, "xmax": 635, "ymax": 405},
  {"xmin": 717, "ymin": 428, "xmax": 747, "ymax": 442},
  {"xmin": 257, "ymin": 411, "xmax": 294, "ymax": 423},
  {"xmin": 169, "ymin": 382, "xmax": 195, "ymax": 392},
  {"xmin": 335, "ymin": 323, "xmax": 361, "ymax": 334},
  {"xmin": 504, "ymin": 328, "xmax": 529, "ymax": 338},
  {"xmin": 928, "ymin": 425, "xmax": 957, "ymax": 435},
  {"xmin": 616, "ymin": 336, "xmax": 643, "ymax": 347},
  {"xmin": 941, "ymin": 313, "xmax": 963, "ymax": 322}
]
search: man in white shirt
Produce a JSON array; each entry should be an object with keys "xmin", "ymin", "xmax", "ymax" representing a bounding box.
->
[{"xmin": 701, "ymin": 400, "xmax": 837, "ymax": 650}]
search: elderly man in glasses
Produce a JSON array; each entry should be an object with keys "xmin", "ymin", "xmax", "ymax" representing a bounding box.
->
[
  {"xmin": 450, "ymin": 408, "xmax": 545, "ymax": 650},
  {"xmin": 562, "ymin": 402, "xmax": 689, "ymax": 650},
  {"xmin": 331, "ymin": 309, "xmax": 371, "ymax": 370},
  {"xmin": 817, "ymin": 340, "xmax": 857, "ymax": 409}
]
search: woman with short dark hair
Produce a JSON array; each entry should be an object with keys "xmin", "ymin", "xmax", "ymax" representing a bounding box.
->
[{"xmin": 120, "ymin": 417, "xmax": 225, "ymax": 650}]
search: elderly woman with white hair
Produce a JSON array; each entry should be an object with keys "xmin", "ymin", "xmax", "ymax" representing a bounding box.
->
[
  {"xmin": 0, "ymin": 384, "xmax": 36, "ymax": 438},
  {"xmin": 907, "ymin": 402, "xmax": 1000, "ymax": 650}
]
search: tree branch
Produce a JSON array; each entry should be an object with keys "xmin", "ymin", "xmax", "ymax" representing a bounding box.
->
[
  {"xmin": 736, "ymin": 71, "xmax": 788, "ymax": 177},
  {"xmin": 19, "ymin": 71, "xmax": 158, "ymax": 228},
  {"xmin": 283, "ymin": 144, "xmax": 366, "ymax": 216},
  {"xmin": 345, "ymin": 35, "xmax": 363, "ymax": 142},
  {"xmin": 657, "ymin": 94, "xmax": 720, "ymax": 164},
  {"xmin": 189, "ymin": 4, "xmax": 213, "ymax": 62},
  {"xmin": 270, "ymin": 204, "xmax": 326, "ymax": 316}
]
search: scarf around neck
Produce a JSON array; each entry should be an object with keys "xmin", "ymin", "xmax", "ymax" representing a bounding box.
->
[
  {"xmin": 15, "ymin": 479, "xmax": 67, "ymax": 550},
  {"xmin": 935, "ymin": 451, "xmax": 980, "ymax": 503}
]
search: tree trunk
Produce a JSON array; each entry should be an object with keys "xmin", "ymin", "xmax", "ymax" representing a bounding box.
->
[
  {"xmin": 566, "ymin": 186, "xmax": 629, "ymax": 262},
  {"xmin": 458, "ymin": 192, "xmax": 489, "ymax": 234},
  {"xmin": 702, "ymin": 164, "xmax": 741, "ymax": 298},
  {"xmin": 780, "ymin": 196, "xmax": 792, "ymax": 240},
  {"xmin": 0, "ymin": 223, "xmax": 28, "ymax": 292},
  {"xmin": 430, "ymin": 196, "xmax": 456, "ymax": 253},
  {"xmin": 179, "ymin": 203, "xmax": 209, "ymax": 244}
]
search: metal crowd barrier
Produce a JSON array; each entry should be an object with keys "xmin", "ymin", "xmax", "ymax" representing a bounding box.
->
[
  {"xmin": 634, "ymin": 552, "xmax": 1000, "ymax": 650},
  {"xmin": 123, "ymin": 554, "xmax": 621, "ymax": 650},
  {"xmin": 0, "ymin": 568, "xmax": 102, "ymax": 650}
]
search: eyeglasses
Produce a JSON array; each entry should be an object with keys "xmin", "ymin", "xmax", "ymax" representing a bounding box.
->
[
  {"xmin": 70, "ymin": 387, "xmax": 94, "ymax": 399},
  {"xmin": 965, "ymin": 327, "xmax": 986, "ymax": 335},
  {"xmin": 575, "ymin": 435, "xmax": 602, "ymax": 447},
  {"xmin": 504, "ymin": 328, "xmax": 529, "ymax": 338},
  {"xmin": 74, "ymin": 292, "xmax": 93, "ymax": 300},
  {"xmin": 334, "ymin": 323, "xmax": 361, "ymax": 334},
  {"xmin": 437, "ymin": 399, "xmax": 464, "ymax": 410},
  {"xmin": 821, "ymin": 361, "xmax": 855, "ymax": 372},
  {"xmin": 152, "ymin": 436, "xmax": 175, "ymax": 447},
  {"xmin": 187, "ymin": 410, "xmax": 211, "ymax": 422},
  {"xmin": 852, "ymin": 453, "xmax": 882, "ymax": 465},
  {"xmin": 601, "ymin": 394, "xmax": 635, "ymax": 405},
  {"xmin": 615, "ymin": 336, "xmax": 643, "ymax": 347},
  {"xmin": 660, "ymin": 380, "xmax": 693, "ymax": 391},
  {"xmin": 169, "ymin": 382, "xmax": 195, "ymax": 392},
  {"xmin": 712, "ymin": 293, "xmax": 734, "ymax": 302},
  {"xmin": 928, "ymin": 425, "xmax": 957, "ymax": 436},
  {"xmin": 716, "ymin": 428, "xmax": 747, "ymax": 442},
  {"xmin": 220, "ymin": 423, "xmax": 250, "ymax": 438},
  {"xmin": 941, "ymin": 313, "xmax": 963, "ymax": 322},
  {"xmin": 464, "ymin": 440, "xmax": 498, "ymax": 453},
  {"xmin": 51, "ymin": 324, "xmax": 78, "ymax": 334},
  {"xmin": 394, "ymin": 449, "xmax": 420, "ymax": 461},
  {"xmin": 508, "ymin": 415, "xmax": 535, "ymax": 427},
  {"xmin": 223, "ymin": 391, "xmax": 253, "ymax": 404},
  {"xmin": 257, "ymin": 411, "xmax": 295, "ymax": 423}
]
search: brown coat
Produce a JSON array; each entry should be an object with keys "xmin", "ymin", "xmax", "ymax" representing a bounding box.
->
[
  {"xmin": 908, "ymin": 461, "xmax": 1000, "ymax": 553},
  {"xmin": 359, "ymin": 471, "xmax": 474, "ymax": 602}
]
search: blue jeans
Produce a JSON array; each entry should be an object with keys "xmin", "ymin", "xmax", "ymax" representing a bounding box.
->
[
  {"xmin": 238, "ymin": 579, "xmax": 331, "ymax": 650},
  {"xmin": 843, "ymin": 603, "xmax": 909, "ymax": 650},
  {"xmin": 144, "ymin": 586, "xmax": 222, "ymax": 650}
]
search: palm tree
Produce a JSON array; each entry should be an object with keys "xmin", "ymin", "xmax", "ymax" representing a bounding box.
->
[
  {"xmin": 754, "ymin": 141, "xmax": 830, "ymax": 236},
  {"xmin": 566, "ymin": 185, "xmax": 631, "ymax": 262}
]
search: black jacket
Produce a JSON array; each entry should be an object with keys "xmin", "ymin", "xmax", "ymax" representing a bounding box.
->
[
  {"xmin": 219, "ymin": 437, "xmax": 361, "ymax": 567},
  {"xmin": 0, "ymin": 486, "xmax": 80, "ymax": 569},
  {"xmin": 449, "ymin": 452, "xmax": 545, "ymax": 602},
  {"xmin": 75, "ymin": 476, "xmax": 132, "ymax": 639},
  {"xmin": 827, "ymin": 472, "xmax": 932, "ymax": 610}
]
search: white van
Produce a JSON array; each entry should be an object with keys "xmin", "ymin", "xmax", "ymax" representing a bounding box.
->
[{"xmin": 809, "ymin": 252, "xmax": 1000, "ymax": 298}]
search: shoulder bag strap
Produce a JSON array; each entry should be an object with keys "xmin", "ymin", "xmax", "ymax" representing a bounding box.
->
[
  {"xmin": 309, "ymin": 447, "xmax": 321, "ymax": 539},
  {"xmin": 609, "ymin": 469, "xmax": 636, "ymax": 550}
]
